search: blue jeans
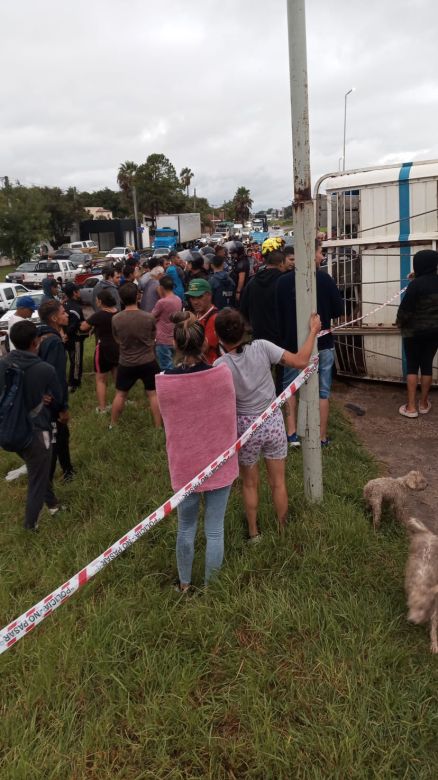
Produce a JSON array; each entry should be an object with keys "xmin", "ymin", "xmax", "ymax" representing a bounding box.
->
[
  {"xmin": 176, "ymin": 485, "xmax": 232, "ymax": 585},
  {"xmin": 156, "ymin": 344, "xmax": 175, "ymax": 371},
  {"xmin": 282, "ymin": 348, "xmax": 335, "ymax": 399}
]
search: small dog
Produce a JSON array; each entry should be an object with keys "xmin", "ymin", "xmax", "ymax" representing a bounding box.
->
[
  {"xmin": 405, "ymin": 517, "xmax": 438, "ymax": 654},
  {"xmin": 363, "ymin": 470, "xmax": 427, "ymax": 529}
]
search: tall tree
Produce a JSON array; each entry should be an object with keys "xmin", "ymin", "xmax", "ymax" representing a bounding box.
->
[
  {"xmin": 179, "ymin": 167, "xmax": 194, "ymax": 196},
  {"xmin": 117, "ymin": 160, "xmax": 139, "ymax": 217},
  {"xmin": 232, "ymin": 186, "xmax": 253, "ymax": 224},
  {"xmin": 136, "ymin": 153, "xmax": 184, "ymax": 225},
  {"xmin": 39, "ymin": 187, "xmax": 87, "ymax": 246},
  {"xmin": 0, "ymin": 184, "xmax": 49, "ymax": 261}
]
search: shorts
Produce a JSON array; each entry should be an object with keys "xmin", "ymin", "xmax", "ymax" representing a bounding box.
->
[
  {"xmin": 403, "ymin": 335, "xmax": 438, "ymax": 375},
  {"xmin": 237, "ymin": 408, "xmax": 287, "ymax": 467},
  {"xmin": 94, "ymin": 344, "xmax": 118, "ymax": 375},
  {"xmin": 116, "ymin": 361, "xmax": 159, "ymax": 392},
  {"xmin": 282, "ymin": 348, "xmax": 335, "ymax": 400}
]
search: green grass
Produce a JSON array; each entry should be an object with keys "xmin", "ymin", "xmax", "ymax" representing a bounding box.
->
[{"xmin": 0, "ymin": 344, "xmax": 437, "ymax": 779}]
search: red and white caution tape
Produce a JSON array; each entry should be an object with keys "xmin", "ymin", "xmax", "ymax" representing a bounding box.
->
[
  {"xmin": 0, "ymin": 356, "xmax": 319, "ymax": 655},
  {"xmin": 318, "ymin": 286, "xmax": 408, "ymax": 339}
]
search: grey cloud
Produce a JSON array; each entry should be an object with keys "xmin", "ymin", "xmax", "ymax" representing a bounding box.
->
[{"xmin": 1, "ymin": 0, "xmax": 438, "ymax": 209}]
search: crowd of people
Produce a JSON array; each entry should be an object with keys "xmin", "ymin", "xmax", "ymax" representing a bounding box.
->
[{"xmin": 0, "ymin": 234, "xmax": 351, "ymax": 591}]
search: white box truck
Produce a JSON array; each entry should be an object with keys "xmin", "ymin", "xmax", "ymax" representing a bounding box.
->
[{"xmin": 153, "ymin": 213, "xmax": 201, "ymax": 251}]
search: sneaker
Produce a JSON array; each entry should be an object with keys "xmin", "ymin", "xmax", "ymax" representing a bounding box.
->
[
  {"xmin": 5, "ymin": 464, "xmax": 28, "ymax": 482},
  {"xmin": 321, "ymin": 438, "xmax": 331, "ymax": 448},
  {"xmin": 62, "ymin": 470, "xmax": 75, "ymax": 484},
  {"xmin": 247, "ymin": 533, "xmax": 262, "ymax": 546},
  {"xmin": 287, "ymin": 433, "xmax": 301, "ymax": 448},
  {"xmin": 95, "ymin": 407, "xmax": 109, "ymax": 414},
  {"xmin": 48, "ymin": 504, "xmax": 66, "ymax": 516}
]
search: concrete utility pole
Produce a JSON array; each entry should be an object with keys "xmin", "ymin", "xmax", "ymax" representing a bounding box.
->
[
  {"xmin": 132, "ymin": 183, "xmax": 140, "ymax": 250},
  {"xmin": 287, "ymin": 0, "xmax": 323, "ymax": 501}
]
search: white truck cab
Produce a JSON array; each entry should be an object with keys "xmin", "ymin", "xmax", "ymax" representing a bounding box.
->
[{"xmin": 23, "ymin": 259, "xmax": 78, "ymax": 289}]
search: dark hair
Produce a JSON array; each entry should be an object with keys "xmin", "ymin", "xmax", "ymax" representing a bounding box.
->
[
  {"xmin": 118, "ymin": 282, "xmax": 138, "ymax": 306},
  {"xmin": 215, "ymin": 307, "xmax": 248, "ymax": 345},
  {"xmin": 123, "ymin": 263, "xmax": 135, "ymax": 277},
  {"xmin": 215, "ymin": 245, "xmax": 225, "ymax": 254},
  {"xmin": 102, "ymin": 265, "xmax": 115, "ymax": 280},
  {"xmin": 148, "ymin": 257, "xmax": 160, "ymax": 270},
  {"xmin": 38, "ymin": 299, "xmax": 62, "ymax": 324},
  {"xmin": 97, "ymin": 288, "xmax": 117, "ymax": 307},
  {"xmin": 189, "ymin": 256, "xmax": 204, "ymax": 271},
  {"xmin": 170, "ymin": 311, "xmax": 205, "ymax": 363},
  {"xmin": 9, "ymin": 320, "xmax": 38, "ymax": 350},
  {"xmin": 284, "ymin": 247, "xmax": 295, "ymax": 257},
  {"xmin": 160, "ymin": 275, "xmax": 174, "ymax": 291},
  {"xmin": 265, "ymin": 249, "xmax": 285, "ymax": 267},
  {"xmin": 211, "ymin": 256, "xmax": 224, "ymax": 269}
]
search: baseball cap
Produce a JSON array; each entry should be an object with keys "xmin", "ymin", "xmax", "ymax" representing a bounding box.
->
[
  {"xmin": 16, "ymin": 295, "xmax": 37, "ymax": 312},
  {"xmin": 63, "ymin": 282, "xmax": 80, "ymax": 297},
  {"xmin": 186, "ymin": 278, "xmax": 211, "ymax": 297}
]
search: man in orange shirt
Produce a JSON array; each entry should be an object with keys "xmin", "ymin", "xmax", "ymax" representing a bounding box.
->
[{"xmin": 186, "ymin": 279, "xmax": 219, "ymax": 364}]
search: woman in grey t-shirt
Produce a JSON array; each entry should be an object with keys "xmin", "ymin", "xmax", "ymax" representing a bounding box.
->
[{"xmin": 214, "ymin": 308, "xmax": 320, "ymax": 543}]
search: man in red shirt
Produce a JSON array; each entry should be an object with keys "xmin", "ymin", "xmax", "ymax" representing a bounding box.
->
[{"xmin": 186, "ymin": 279, "xmax": 219, "ymax": 364}]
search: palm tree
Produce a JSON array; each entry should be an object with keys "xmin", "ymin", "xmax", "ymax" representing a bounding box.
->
[
  {"xmin": 180, "ymin": 167, "xmax": 194, "ymax": 196},
  {"xmin": 117, "ymin": 161, "xmax": 139, "ymax": 247},
  {"xmin": 233, "ymin": 186, "xmax": 253, "ymax": 223}
]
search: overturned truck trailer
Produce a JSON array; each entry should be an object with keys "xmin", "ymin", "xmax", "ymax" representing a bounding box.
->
[{"xmin": 317, "ymin": 160, "xmax": 438, "ymax": 385}]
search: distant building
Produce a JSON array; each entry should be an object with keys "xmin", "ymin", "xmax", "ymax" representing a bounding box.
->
[
  {"xmin": 84, "ymin": 206, "xmax": 113, "ymax": 220},
  {"xmin": 80, "ymin": 216, "xmax": 150, "ymax": 250}
]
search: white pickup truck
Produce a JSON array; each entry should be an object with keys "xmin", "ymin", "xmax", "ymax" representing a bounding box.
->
[{"xmin": 23, "ymin": 259, "xmax": 78, "ymax": 289}]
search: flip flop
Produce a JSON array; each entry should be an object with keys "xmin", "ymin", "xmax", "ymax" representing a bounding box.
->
[
  {"xmin": 419, "ymin": 401, "xmax": 432, "ymax": 415},
  {"xmin": 399, "ymin": 404, "xmax": 418, "ymax": 418}
]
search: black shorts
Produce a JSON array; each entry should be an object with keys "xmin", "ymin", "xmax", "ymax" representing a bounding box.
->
[
  {"xmin": 94, "ymin": 346, "xmax": 118, "ymax": 375},
  {"xmin": 403, "ymin": 335, "xmax": 438, "ymax": 375},
  {"xmin": 116, "ymin": 361, "xmax": 159, "ymax": 392}
]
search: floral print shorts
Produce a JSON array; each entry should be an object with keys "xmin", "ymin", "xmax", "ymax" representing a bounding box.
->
[{"xmin": 237, "ymin": 408, "xmax": 288, "ymax": 467}]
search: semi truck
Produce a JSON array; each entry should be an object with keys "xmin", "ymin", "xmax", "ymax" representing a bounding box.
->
[{"xmin": 152, "ymin": 213, "xmax": 201, "ymax": 251}]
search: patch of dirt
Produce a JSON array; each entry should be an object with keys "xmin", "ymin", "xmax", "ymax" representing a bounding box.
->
[{"xmin": 333, "ymin": 378, "xmax": 437, "ymax": 529}]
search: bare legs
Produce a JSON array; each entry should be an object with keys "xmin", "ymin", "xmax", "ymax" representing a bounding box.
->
[
  {"xmin": 405, "ymin": 373, "xmax": 432, "ymax": 413},
  {"xmin": 284, "ymin": 394, "xmax": 329, "ymax": 442},
  {"xmin": 111, "ymin": 389, "xmax": 161, "ymax": 427},
  {"xmin": 95, "ymin": 368, "xmax": 117, "ymax": 411},
  {"xmin": 240, "ymin": 458, "xmax": 288, "ymax": 538}
]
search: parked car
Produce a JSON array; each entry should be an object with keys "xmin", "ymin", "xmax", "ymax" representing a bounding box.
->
[
  {"xmin": 4, "ymin": 262, "xmax": 38, "ymax": 283},
  {"xmin": 69, "ymin": 253, "xmax": 94, "ymax": 270},
  {"xmin": 0, "ymin": 283, "xmax": 31, "ymax": 315},
  {"xmin": 105, "ymin": 246, "xmax": 134, "ymax": 262},
  {"xmin": 78, "ymin": 275, "xmax": 103, "ymax": 306},
  {"xmin": 0, "ymin": 291, "xmax": 44, "ymax": 346},
  {"xmin": 52, "ymin": 248, "xmax": 81, "ymax": 259},
  {"xmin": 23, "ymin": 259, "xmax": 78, "ymax": 289},
  {"xmin": 62, "ymin": 240, "xmax": 98, "ymax": 254}
]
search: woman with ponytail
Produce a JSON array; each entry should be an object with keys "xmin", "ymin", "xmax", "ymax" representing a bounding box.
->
[{"xmin": 155, "ymin": 311, "xmax": 238, "ymax": 591}]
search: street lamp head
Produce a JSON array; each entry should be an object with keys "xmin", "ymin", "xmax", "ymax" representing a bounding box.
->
[{"xmin": 345, "ymin": 87, "xmax": 355, "ymax": 97}]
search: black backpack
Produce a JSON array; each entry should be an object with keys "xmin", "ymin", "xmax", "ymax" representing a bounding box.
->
[
  {"xmin": 210, "ymin": 273, "xmax": 236, "ymax": 310},
  {"xmin": 0, "ymin": 361, "xmax": 35, "ymax": 452}
]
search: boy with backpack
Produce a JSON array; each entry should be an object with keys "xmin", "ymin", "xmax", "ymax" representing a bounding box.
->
[
  {"xmin": 0, "ymin": 320, "xmax": 63, "ymax": 531},
  {"xmin": 209, "ymin": 255, "xmax": 236, "ymax": 309}
]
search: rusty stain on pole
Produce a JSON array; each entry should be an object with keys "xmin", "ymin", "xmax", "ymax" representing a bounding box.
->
[{"xmin": 287, "ymin": 0, "xmax": 323, "ymax": 501}]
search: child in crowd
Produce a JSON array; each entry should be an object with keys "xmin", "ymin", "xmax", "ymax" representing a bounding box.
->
[
  {"xmin": 214, "ymin": 308, "xmax": 321, "ymax": 542},
  {"xmin": 151, "ymin": 275, "xmax": 182, "ymax": 371},
  {"xmin": 80, "ymin": 289, "xmax": 119, "ymax": 413}
]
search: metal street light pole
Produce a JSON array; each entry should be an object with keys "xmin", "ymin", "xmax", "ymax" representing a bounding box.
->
[
  {"xmin": 342, "ymin": 87, "xmax": 355, "ymax": 171},
  {"xmin": 287, "ymin": 0, "xmax": 323, "ymax": 502}
]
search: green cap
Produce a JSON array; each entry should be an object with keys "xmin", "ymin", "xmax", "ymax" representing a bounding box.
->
[{"xmin": 186, "ymin": 278, "xmax": 211, "ymax": 297}]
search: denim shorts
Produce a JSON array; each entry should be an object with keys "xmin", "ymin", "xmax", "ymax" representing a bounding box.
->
[{"xmin": 282, "ymin": 348, "xmax": 335, "ymax": 400}]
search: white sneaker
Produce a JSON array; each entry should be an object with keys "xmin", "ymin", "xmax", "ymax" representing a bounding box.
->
[
  {"xmin": 48, "ymin": 505, "xmax": 66, "ymax": 516},
  {"xmin": 5, "ymin": 465, "xmax": 28, "ymax": 482}
]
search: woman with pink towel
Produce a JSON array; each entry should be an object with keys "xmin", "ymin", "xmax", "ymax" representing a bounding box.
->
[{"xmin": 155, "ymin": 312, "xmax": 238, "ymax": 592}]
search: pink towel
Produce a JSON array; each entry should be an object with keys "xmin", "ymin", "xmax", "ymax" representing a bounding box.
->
[{"xmin": 156, "ymin": 364, "xmax": 239, "ymax": 493}]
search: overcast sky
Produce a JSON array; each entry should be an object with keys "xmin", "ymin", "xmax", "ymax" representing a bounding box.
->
[{"xmin": 1, "ymin": 0, "xmax": 438, "ymax": 210}]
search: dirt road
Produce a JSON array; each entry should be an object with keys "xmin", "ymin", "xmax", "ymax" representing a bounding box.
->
[{"xmin": 333, "ymin": 378, "xmax": 437, "ymax": 529}]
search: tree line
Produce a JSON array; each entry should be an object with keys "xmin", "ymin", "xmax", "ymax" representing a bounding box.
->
[{"xmin": 0, "ymin": 155, "xmax": 255, "ymax": 261}]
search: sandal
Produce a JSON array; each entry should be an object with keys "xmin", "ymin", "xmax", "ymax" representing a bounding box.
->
[
  {"xmin": 419, "ymin": 401, "xmax": 432, "ymax": 415},
  {"xmin": 399, "ymin": 405, "xmax": 418, "ymax": 418}
]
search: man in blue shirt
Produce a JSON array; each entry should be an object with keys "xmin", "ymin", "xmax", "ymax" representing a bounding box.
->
[
  {"xmin": 165, "ymin": 252, "xmax": 185, "ymax": 302},
  {"xmin": 276, "ymin": 241, "xmax": 344, "ymax": 446}
]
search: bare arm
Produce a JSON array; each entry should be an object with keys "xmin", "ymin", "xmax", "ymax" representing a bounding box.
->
[
  {"xmin": 80, "ymin": 321, "xmax": 92, "ymax": 332},
  {"xmin": 279, "ymin": 314, "xmax": 321, "ymax": 369}
]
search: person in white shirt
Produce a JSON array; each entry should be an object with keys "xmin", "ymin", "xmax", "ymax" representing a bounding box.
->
[{"xmin": 5, "ymin": 295, "xmax": 37, "ymax": 351}]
